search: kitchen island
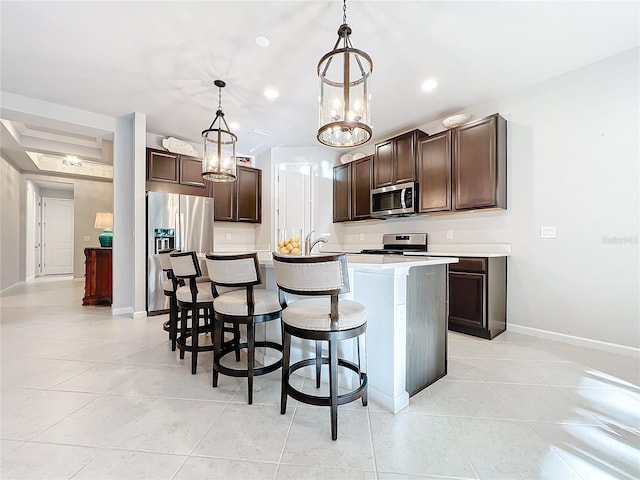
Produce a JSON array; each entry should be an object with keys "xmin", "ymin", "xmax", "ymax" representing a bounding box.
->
[{"xmin": 257, "ymin": 253, "xmax": 458, "ymax": 413}]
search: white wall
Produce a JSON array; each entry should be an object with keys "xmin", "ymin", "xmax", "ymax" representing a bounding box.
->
[
  {"xmin": 0, "ymin": 156, "xmax": 24, "ymax": 291},
  {"xmin": 337, "ymin": 48, "xmax": 640, "ymax": 349}
]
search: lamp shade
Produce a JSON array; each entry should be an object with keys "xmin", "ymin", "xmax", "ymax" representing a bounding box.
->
[{"xmin": 94, "ymin": 212, "xmax": 113, "ymax": 229}]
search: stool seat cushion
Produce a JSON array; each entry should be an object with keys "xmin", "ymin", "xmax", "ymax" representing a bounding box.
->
[
  {"xmin": 176, "ymin": 283, "xmax": 214, "ymax": 303},
  {"xmin": 214, "ymin": 289, "xmax": 282, "ymax": 317},
  {"xmin": 282, "ymin": 298, "xmax": 366, "ymax": 331}
]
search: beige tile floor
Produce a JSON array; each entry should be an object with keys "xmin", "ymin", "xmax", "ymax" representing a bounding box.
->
[{"xmin": 1, "ymin": 275, "xmax": 638, "ymax": 479}]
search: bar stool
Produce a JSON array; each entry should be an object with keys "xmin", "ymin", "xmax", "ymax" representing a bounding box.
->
[
  {"xmin": 157, "ymin": 248, "xmax": 179, "ymax": 350},
  {"xmin": 206, "ymin": 252, "xmax": 283, "ymax": 404},
  {"xmin": 271, "ymin": 253, "xmax": 367, "ymax": 440},
  {"xmin": 169, "ymin": 251, "xmax": 215, "ymax": 374}
]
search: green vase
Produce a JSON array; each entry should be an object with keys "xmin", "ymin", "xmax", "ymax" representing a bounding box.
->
[{"xmin": 98, "ymin": 229, "xmax": 113, "ymax": 247}]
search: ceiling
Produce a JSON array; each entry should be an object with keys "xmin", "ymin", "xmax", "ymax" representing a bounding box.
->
[{"xmin": 1, "ymin": 1, "xmax": 638, "ymax": 179}]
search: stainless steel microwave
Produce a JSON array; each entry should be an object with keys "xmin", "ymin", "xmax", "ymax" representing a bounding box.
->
[{"xmin": 370, "ymin": 182, "xmax": 417, "ymax": 217}]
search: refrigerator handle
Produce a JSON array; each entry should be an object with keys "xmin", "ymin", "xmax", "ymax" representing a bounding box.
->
[{"xmin": 175, "ymin": 212, "xmax": 183, "ymax": 250}]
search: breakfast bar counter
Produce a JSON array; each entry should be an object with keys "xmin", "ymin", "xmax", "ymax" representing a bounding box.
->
[{"xmin": 255, "ymin": 252, "xmax": 458, "ymax": 413}]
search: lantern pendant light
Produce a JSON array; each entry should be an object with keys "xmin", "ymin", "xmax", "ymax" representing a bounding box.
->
[
  {"xmin": 317, "ymin": 0, "xmax": 373, "ymax": 148},
  {"xmin": 202, "ymin": 80, "xmax": 237, "ymax": 182}
]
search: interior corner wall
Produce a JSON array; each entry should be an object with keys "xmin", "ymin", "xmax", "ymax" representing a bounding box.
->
[
  {"xmin": 338, "ymin": 47, "xmax": 640, "ymax": 349},
  {"xmin": 0, "ymin": 156, "xmax": 25, "ymax": 290}
]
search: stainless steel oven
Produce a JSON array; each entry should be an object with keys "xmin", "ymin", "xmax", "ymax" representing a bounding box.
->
[{"xmin": 370, "ymin": 182, "xmax": 417, "ymax": 217}]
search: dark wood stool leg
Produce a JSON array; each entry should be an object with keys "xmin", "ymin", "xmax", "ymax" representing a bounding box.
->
[
  {"xmin": 170, "ymin": 295, "xmax": 178, "ymax": 351},
  {"xmin": 315, "ymin": 340, "xmax": 322, "ymax": 388},
  {"xmin": 191, "ymin": 306, "xmax": 199, "ymax": 374},
  {"xmin": 179, "ymin": 307, "xmax": 187, "ymax": 360},
  {"xmin": 329, "ymin": 334, "xmax": 338, "ymax": 441},
  {"xmin": 234, "ymin": 323, "xmax": 241, "ymax": 361},
  {"xmin": 281, "ymin": 329, "xmax": 291, "ymax": 415},
  {"xmin": 212, "ymin": 318, "xmax": 222, "ymax": 387},
  {"xmin": 357, "ymin": 335, "xmax": 368, "ymax": 406},
  {"xmin": 247, "ymin": 322, "xmax": 255, "ymax": 405}
]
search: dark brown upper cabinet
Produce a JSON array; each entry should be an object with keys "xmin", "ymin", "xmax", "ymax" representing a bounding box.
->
[
  {"xmin": 236, "ymin": 166, "xmax": 261, "ymax": 223},
  {"xmin": 147, "ymin": 149, "xmax": 179, "ymax": 183},
  {"xmin": 333, "ymin": 163, "xmax": 351, "ymax": 222},
  {"xmin": 373, "ymin": 129, "xmax": 426, "ymax": 188},
  {"xmin": 211, "ymin": 165, "xmax": 262, "ymax": 223},
  {"xmin": 417, "ymin": 131, "xmax": 452, "ymax": 213},
  {"xmin": 452, "ymin": 114, "xmax": 506, "ymax": 210},
  {"xmin": 333, "ymin": 155, "xmax": 373, "ymax": 223},
  {"xmin": 351, "ymin": 155, "xmax": 373, "ymax": 220},
  {"xmin": 146, "ymin": 148, "xmax": 209, "ymax": 197},
  {"xmin": 179, "ymin": 156, "xmax": 207, "ymax": 187}
]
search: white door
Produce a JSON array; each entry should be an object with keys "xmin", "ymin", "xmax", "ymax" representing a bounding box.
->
[
  {"xmin": 276, "ymin": 164, "xmax": 312, "ymax": 245},
  {"xmin": 35, "ymin": 192, "xmax": 42, "ymax": 277},
  {"xmin": 43, "ymin": 198, "xmax": 74, "ymax": 275}
]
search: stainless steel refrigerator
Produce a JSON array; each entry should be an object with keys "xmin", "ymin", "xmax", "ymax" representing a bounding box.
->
[{"xmin": 146, "ymin": 192, "xmax": 214, "ymax": 314}]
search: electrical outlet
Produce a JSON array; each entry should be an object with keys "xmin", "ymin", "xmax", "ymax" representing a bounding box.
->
[
  {"xmin": 359, "ymin": 234, "xmax": 364, "ymax": 241},
  {"xmin": 446, "ymin": 230, "xmax": 453, "ymax": 239},
  {"xmin": 226, "ymin": 233, "xmax": 232, "ymax": 240},
  {"xmin": 83, "ymin": 235, "xmax": 90, "ymax": 242},
  {"xmin": 540, "ymin": 226, "xmax": 557, "ymax": 239}
]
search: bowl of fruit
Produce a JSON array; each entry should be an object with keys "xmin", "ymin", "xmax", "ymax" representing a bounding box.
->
[{"xmin": 278, "ymin": 229, "xmax": 302, "ymax": 255}]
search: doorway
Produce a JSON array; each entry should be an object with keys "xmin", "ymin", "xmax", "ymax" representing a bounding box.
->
[
  {"xmin": 42, "ymin": 197, "xmax": 74, "ymax": 275},
  {"xmin": 275, "ymin": 163, "xmax": 313, "ymax": 246}
]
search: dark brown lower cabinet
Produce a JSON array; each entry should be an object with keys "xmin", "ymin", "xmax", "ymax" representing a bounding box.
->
[
  {"xmin": 83, "ymin": 248, "xmax": 112, "ymax": 306},
  {"xmin": 448, "ymin": 257, "xmax": 506, "ymax": 339}
]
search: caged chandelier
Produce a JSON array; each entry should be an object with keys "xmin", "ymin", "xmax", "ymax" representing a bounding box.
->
[
  {"xmin": 202, "ymin": 80, "xmax": 237, "ymax": 182},
  {"xmin": 317, "ymin": 0, "xmax": 373, "ymax": 148}
]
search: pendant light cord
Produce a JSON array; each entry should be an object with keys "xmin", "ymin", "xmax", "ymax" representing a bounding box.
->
[{"xmin": 343, "ymin": 0, "xmax": 347, "ymax": 24}]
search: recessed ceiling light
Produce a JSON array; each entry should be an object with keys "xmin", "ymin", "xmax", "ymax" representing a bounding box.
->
[
  {"xmin": 229, "ymin": 121, "xmax": 240, "ymax": 131},
  {"xmin": 264, "ymin": 88, "xmax": 279, "ymax": 100},
  {"xmin": 421, "ymin": 78, "xmax": 438, "ymax": 92},
  {"xmin": 255, "ymin": 36, "xmax": 270, "ymax": 48}
]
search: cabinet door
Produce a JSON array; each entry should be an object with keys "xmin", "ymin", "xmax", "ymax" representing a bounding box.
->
[
  {"xmin": 351, "ymin": 156, "xmax": 372, "ymax": 220},
  {"xmin": 179, "ymin": 155, "xmax": 207, "ymax": 189},
  {"xmin": 448, "ymin": 271, "xmax": 486, "ymax": 330},
  {"xmin": 374, "ymin": 140, "xmax": 394, "ymax": 188},
  {"xmin": 417, "ymin": 131, "xmax": 451, "ymax": 213},
  {"xmin": 333, "ymin": 163, "xmax": 352, "ymax": 222},
  {"xmin": 147, "ymin": 149, "xmax": 179, "ymax": 183},
  {"xmin": 453, "ymin": 114, "xmax": 506, "ymax": 210},
  {"xmin": 211, "ymin": 181, "xmax": 235, "ymax": 221},
  {"xmin": 394, "ymin": 131, "xmax": 417, "ymax": 184},
  {"xmin": 236, "ymin": 166, "xmax": 261, "ymax": 223}
]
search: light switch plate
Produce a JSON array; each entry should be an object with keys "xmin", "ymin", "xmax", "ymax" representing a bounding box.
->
[
  {"xmin": 541, "ymin": 226, "xmax": 557, "ymax": 239},
  {"xmin": 446, "ymin": 230, "xmax": 453, "ymax": 239}
]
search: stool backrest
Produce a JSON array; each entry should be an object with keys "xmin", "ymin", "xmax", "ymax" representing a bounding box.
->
[
  {"xmin": 157, "ymin": 248, "xmax": 176, "ymax": 272},
  {"xmin": 205, "ymin": 253, "xmax": 260, "ymax": 287},
  {"xmin": 271, "ymin": 253, "xmax": 350, "ymax": 296},
  {"xmin": 169, "ymin": 251, "xmax": 202, "ymax": 279}
]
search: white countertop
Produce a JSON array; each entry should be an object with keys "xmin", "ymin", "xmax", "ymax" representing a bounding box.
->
[
  {"xmin": 254, "ymin": 251, "xmax": 458, "ymax": 269},
  {"xmin": 403, "ymin": 251, "xmax": 510, "ymax": 258}
]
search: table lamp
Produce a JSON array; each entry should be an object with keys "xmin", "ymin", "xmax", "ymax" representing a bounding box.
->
[{"xmin": 95, "ymin": 212, "xmax": 113, "ymax": 247}]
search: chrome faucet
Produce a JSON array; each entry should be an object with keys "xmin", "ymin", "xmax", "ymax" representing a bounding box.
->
[{"xmin": 304, "ymin": 230, "xmax": 329, "ymax": 255}]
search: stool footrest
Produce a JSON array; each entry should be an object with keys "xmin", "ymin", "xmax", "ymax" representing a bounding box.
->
[
  {"xmin": 285, "ymin": 358, "xmax": 368, "ymax": 407},
  {"xmin": 214, "ymin": 341, "xmax": 283, "ymax": 378}
]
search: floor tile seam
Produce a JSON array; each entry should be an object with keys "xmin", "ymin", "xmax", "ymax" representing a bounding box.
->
[
  {"xmin": 371, "ymin": 410, "xmax": 607, "ymax": 427},
  {"xmin": 17, "ymin": 438, "xmax": 193, "ymax": 458},
  {"xmin": 449, "ymin": 354, "xmax": 574, "ymax": 363},
  {"xmin": 438, "ymin": 378, "xmax": 550, "ymax": 386},
  {"xmin": 89, "ymin": 391, "xmax": 237, "ymax": 405},
  {"xmin": 273, "ymin": 398, "xmax": 299, "ymax": 479},
  {"xmin": 184, "ymin": 394, "xmax": 234, "ymax": 458},
  {"xmin": 365, "ymin": 401, "xmax": 379, "ymax": 476}
]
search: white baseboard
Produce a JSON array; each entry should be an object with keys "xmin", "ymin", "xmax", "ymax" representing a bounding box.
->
[
  {"xmin": 0, "ymin": 281, "xmax": 24, "ymax": 294},
  {"xmin": 111, "ymin": 306, "xmax": 133, "ymax": 316},
  {"xmin": 508, "ymin": 323, "xmax": 639, "ymax": 358},
  {"xmin": 132, "ymin": 310, "xmax": 147, "ymax": 319}
]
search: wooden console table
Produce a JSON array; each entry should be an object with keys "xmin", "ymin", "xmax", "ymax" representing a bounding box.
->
[{"xmin": 83, "ymin": 247, "xmax": 112, "ymax": 306}]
